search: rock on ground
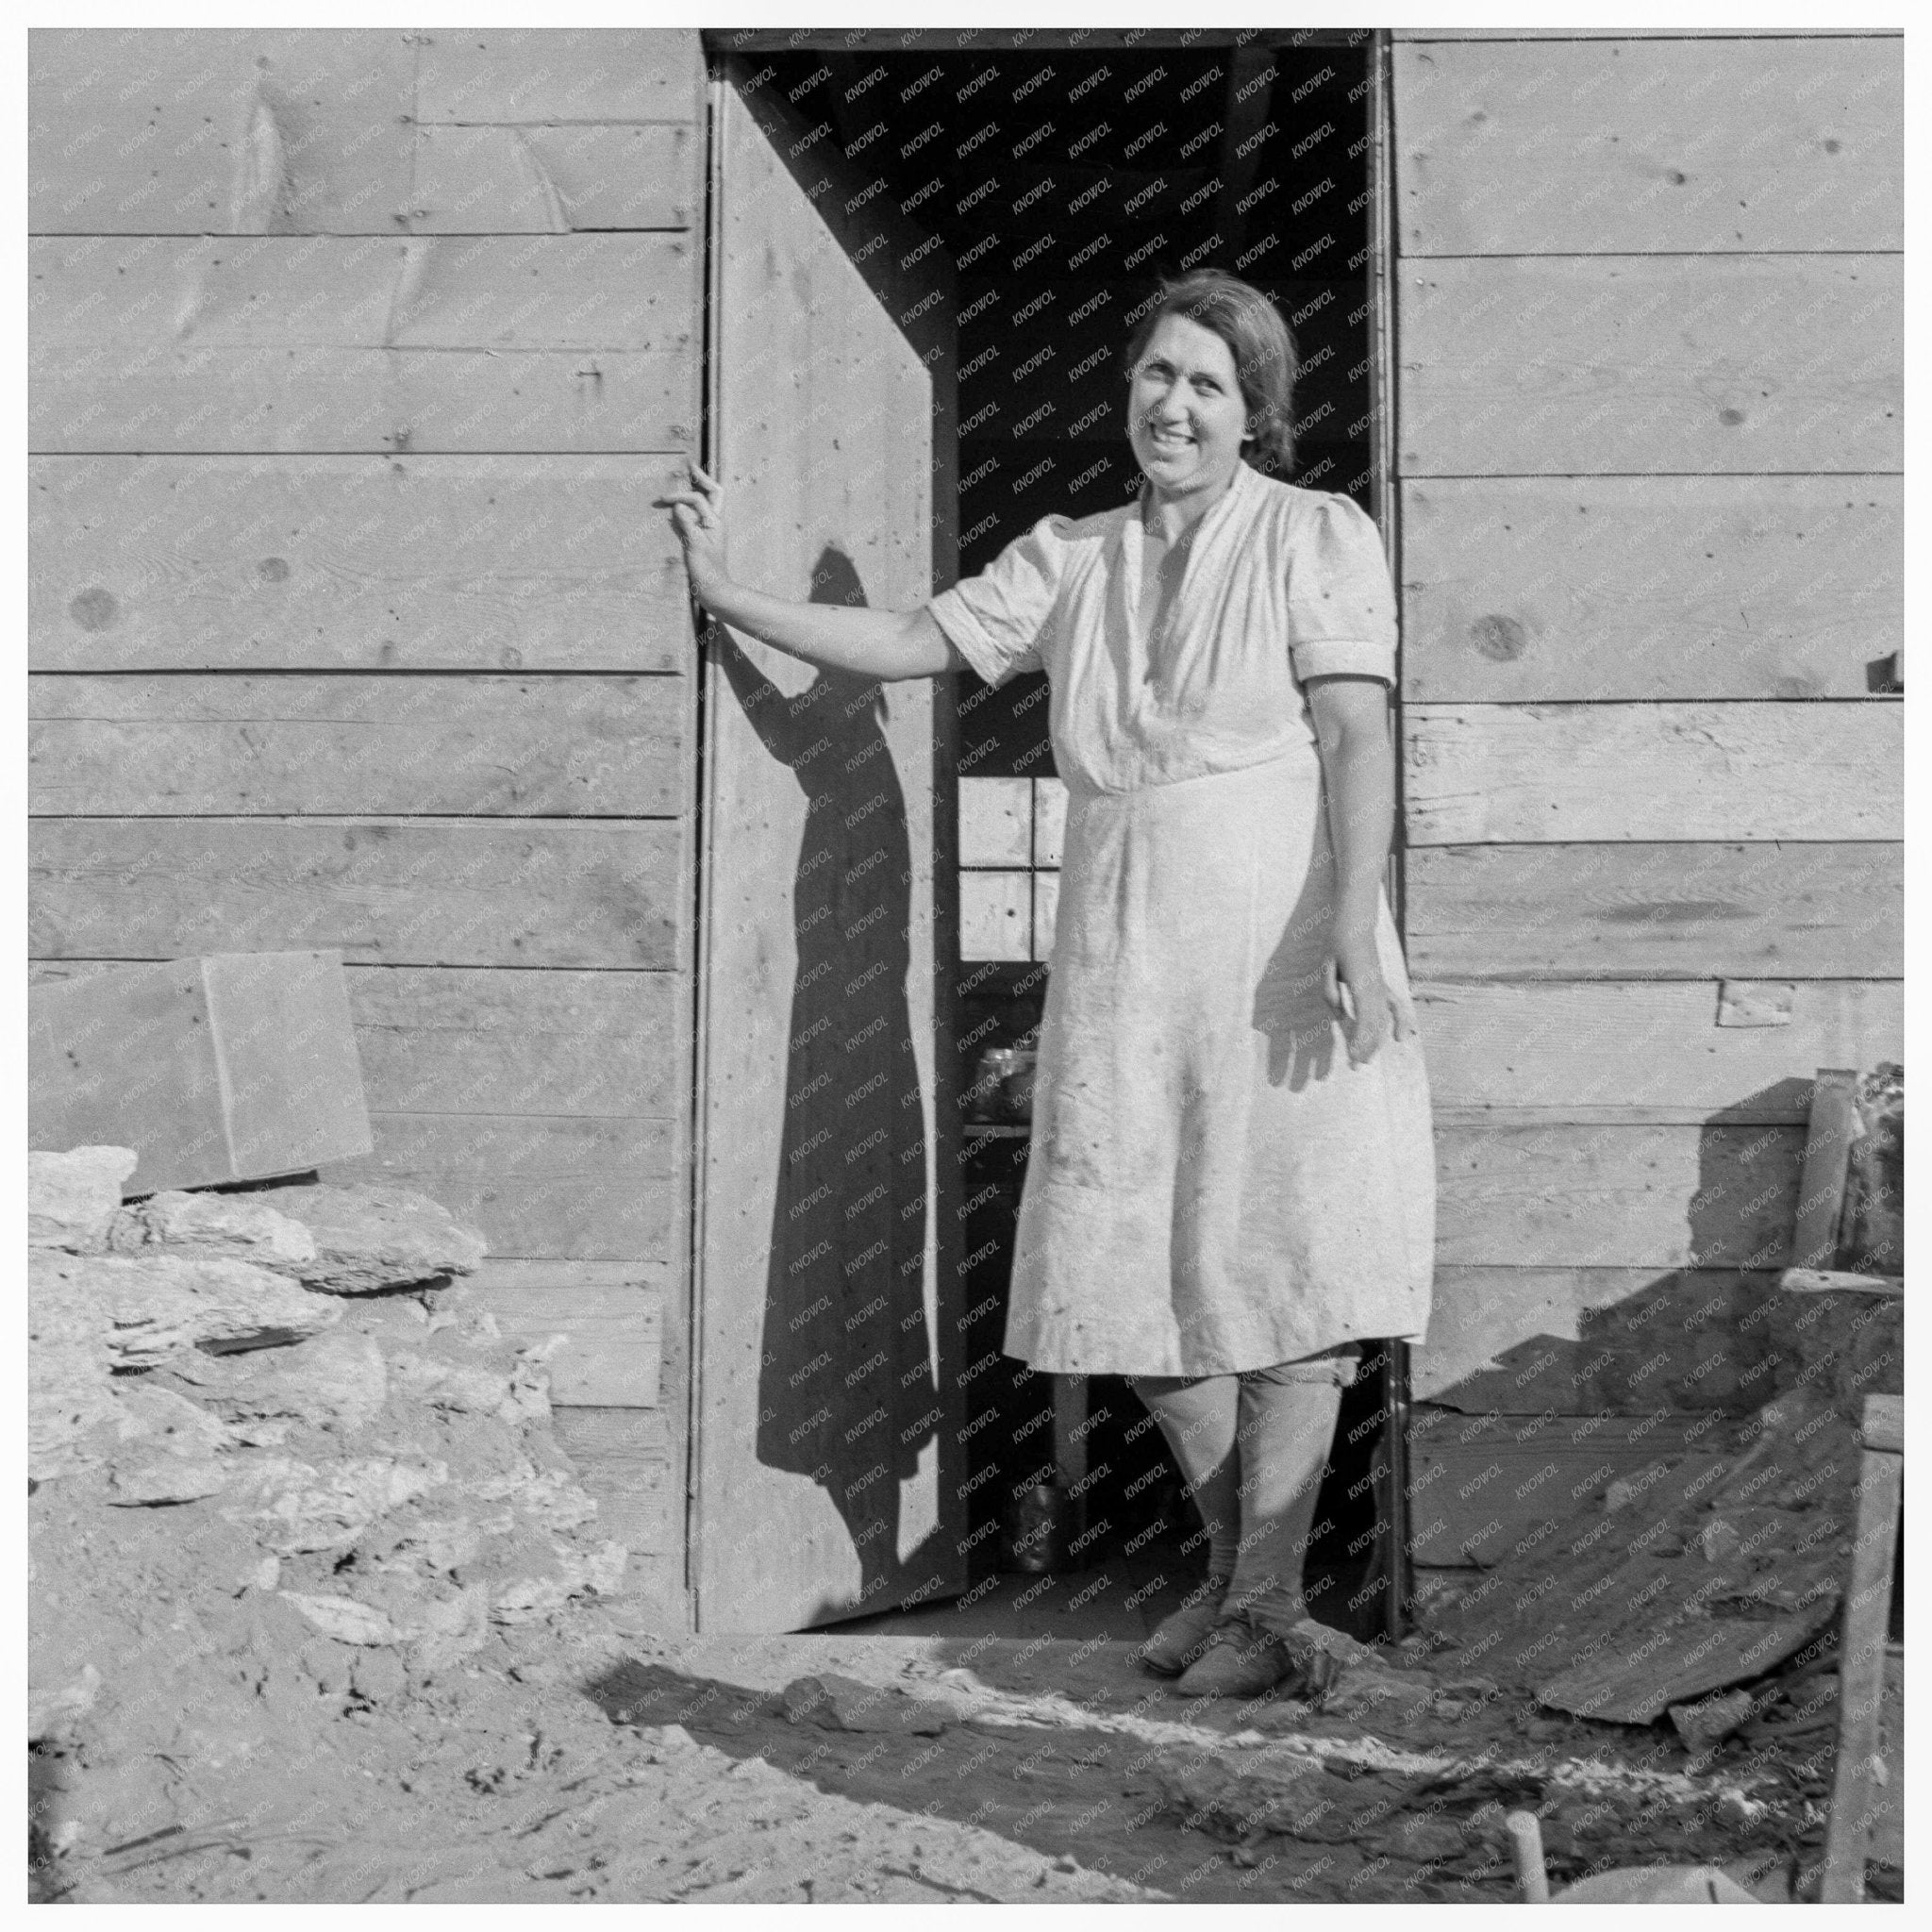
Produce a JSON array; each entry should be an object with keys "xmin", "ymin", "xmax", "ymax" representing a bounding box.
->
[
  {"xmin": 249, "ymin": 1183, "xmax": 488, "ymax": 1294},
  {"xmin": 109, "ymin": 1191, "xmax": 318, "ymax": 1269},
  {"xmin": 29, "ymin": 1147, "xmax": 138, "ymax": 1252}
]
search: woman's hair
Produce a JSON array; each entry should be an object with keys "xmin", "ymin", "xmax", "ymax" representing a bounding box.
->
[{"xmin": 1121, "ymin": 268, "xmax": 1299, "ymax": 473}]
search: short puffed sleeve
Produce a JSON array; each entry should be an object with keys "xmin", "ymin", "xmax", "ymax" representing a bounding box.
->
[
  {"xmin": 1286, "ymin": 492, "xmax": 1399, "ymax": 687},
  {"xmin": 924, "ymin": 514, "xmax": 1067, "ymax": 689}
]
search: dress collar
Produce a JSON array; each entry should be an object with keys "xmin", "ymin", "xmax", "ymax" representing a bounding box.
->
[{"xmin": 1133, "ymin": 457, "xmax": 1255, "ymax": 543}]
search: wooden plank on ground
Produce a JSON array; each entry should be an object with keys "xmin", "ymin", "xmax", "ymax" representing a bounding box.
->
[
  {"xmin": 1406, "ymin": 703, "xmax": 1900, "ymax": 845},
  {"xmin": 343, "ymin": 966, "xmax": 681, "ymax": 1119},
  {"xmin": 414, "ymin": 28, "xmax": 702, "ymax": 123},
  {"xmin": 29, "ymin": 818, "xmax": 683, "ymax": 969},
  {"xmin": 1820, "ymin": 1433, "xmax": 1903, "ymax": 1900},
  {"xmin": 322, "ymin": 1112, "xmax": 675, "ymax": 1261},
  {"xmin": 28, "ymin": 29, "xmax": 418, "ymax": 235},
  {"xmin": 1416, "ymin": 979, "xmax": 1901, "ymax": 1124},
  {"xmin": 1414, "ymin": 1266, "xmax": 1784, "ymax": 1416},
  {"xmin": 1404, "ymin": 842, "xmax": 1903, "ymax": 980},
  {"xmin": 1399, "ymin": 476, "xmax": 1902, "ymax": 703},
  {"xmin": 463, "ymin": 1260, "xmax": 666, "ymax": 1407},
  {"xmin": 29, "ymin": 674, "xmax": 685, "ymax": 817},
  {"xmin": 1436, "ymin": 1123, "xmax": 1804, "ymax": 1269},
  {"xmin": 30, "ymin": 236, "xmax": 698, "ymax": 454},
  {"xmin": 1539, "ymin": 1604, "xmax": 1838, "ymax": 1724},
  {"xmin": 549, "ymin": 1407, "xmax": 675, "ymax": 1559},
  {"xmin": 1398, "ymin": 256, "xmax": 1901, "ymax": 476},
  {"xmin": 1395, "ymin": 39, "xmax": 1902, "ymax": 256},
  {"xmin": 30, "ymin": 456, "xmax": 695, "ymax": 673}
]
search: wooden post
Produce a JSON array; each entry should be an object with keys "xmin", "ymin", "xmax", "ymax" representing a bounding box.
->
[
  {"xmin": 1791, "ymin": 1069, "xmax": 1860, "ymax": 1271},
  {"xmin": 1820, "ymin": 1392, "xmax": 1903, "ymax": 1903}
]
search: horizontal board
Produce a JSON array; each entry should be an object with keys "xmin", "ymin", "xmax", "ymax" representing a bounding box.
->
[
  {"xmin": 30, "ymin": 818, "xmax": 684, "ymax": 968},
  {"xmin": 30, "ymin": 456, "xmax": 695, "ymax": 673},
  {"xmin": 345, "ymin": 966, "xmax": 682, "ymax": 1118},
  {"xmin": 1405, "ymin": 703, "xmax": 1901, "ymax": 844},
  {"xmin": 1400, "ymin": 476, "xmax": 1903, "ymax": 701},
  {"xmin": 1436, "ymin": 1123, "xmax": 1804, "ymax": 1268},
  {"xmin": 30, "ymin": 237, "xmax": 697, "ymax": 453},
  {"xmin": 411, "ymin": 125, "xmax": 696, "ymax": 231},
  {"xmin": 549, "ymin": 1407, "xmax": 675, "ymax": 1560},
  {"xmin": 1414, "ymin": 1266, "xmax": 1785, "ymax": 1413},
  {"xmin": 1416, "ymin": 979, "xmax": 1903, "ymax": 1122},
  {"xmin": 1396, "ymin": 39, "xmax": 1902, "ymax": 255},
  {"xmin": 415, "ymin": 29, "xmax": 702, "ymax": 123},
  {"xmin": 1407, "ymin": 1409, "xmax": 1725, "ymax": 1569},
  {"xmin": 29, "ymin": 674, "xmax": 687, "ymax": 816},
  {"xmin": 321, "ymin": 1111, "xmax": 675, "ymax": 1260},
  {"xmin": 464, "ymin": 1260, "xmax": 666, "ymax": 1408},
  {"xmin": 30, "ymin": 30, "xmax": 702, "ymax": 234},
  {"xmin": 1405, "ymin": 842, "xmax": 1902, "ymax": 979},
  {"xmin": 1399, "ymin": 256, "xmax": 1901, "ymax": 475},
  {"xmin": 29, "ymin": 29, "xmax": 418, "ymax": 235},
  {"xmin": 26, "ymin": 958, "xmax": 688, "ymax": 1120}
]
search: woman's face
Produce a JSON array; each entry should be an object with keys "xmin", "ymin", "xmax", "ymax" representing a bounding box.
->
[{"xmin": 1126, "ymin": 314, "xmax": 1251, "ymax": 500}]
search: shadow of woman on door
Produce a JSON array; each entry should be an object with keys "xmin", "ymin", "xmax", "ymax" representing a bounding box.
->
[{"xmin": 708, "ymin": 543, "xmax": 942, "ymax": 1624}]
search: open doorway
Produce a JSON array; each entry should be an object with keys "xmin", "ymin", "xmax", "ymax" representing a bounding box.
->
[{"xmin": 702, "ymin": 31, "xmax": 1398, "ymax": 1639}]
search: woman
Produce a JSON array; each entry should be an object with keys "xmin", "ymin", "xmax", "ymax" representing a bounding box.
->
[{"xmin": 663, "ymin": 268, "xmax": 1434, "ymax": 1697}]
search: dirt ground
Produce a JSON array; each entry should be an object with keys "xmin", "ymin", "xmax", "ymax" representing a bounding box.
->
[
  {"xmin": 28, "ymin": 1203, "xmax": 1901, "ymax": 1907},
  {"xmin": 34, "ymin": 1517, "xmax": 1891, "ymax": 1906}
]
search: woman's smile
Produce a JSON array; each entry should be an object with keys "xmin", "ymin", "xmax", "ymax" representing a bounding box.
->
[{"xmin": 1127, "ymin": 313, "xmax": 1251, "ymax": 503}]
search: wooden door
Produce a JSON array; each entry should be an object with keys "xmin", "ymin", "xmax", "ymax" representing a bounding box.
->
[{"xmin": 691, "ymin": 65, "xmax": 964, "ymax": 1632}]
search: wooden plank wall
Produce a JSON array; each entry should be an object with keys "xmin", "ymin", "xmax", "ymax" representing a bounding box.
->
[
  {"xmin": 1390, "ymin": 31, "xmax": 1904, "ymax": 1562},
  {"xmin": 27, "ymin": 28, "xmax": 707, "ymax": 1613}
]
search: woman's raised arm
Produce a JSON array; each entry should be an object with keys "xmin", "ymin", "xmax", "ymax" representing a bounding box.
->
[{"xmin": 659, "ymin": 458, "xmax": 961, "ymax": 683}]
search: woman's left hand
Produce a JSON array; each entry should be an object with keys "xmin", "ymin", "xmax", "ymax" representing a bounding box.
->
[{"xmin": 1324, "ymin": 932, "xmax": 1417, "ymax": 1067}]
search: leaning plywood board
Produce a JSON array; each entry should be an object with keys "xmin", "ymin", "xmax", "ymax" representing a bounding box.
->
[
  {"xmin": 1400, "ymin": 476, "xmax": 1902, "ymax": 703},
  {"xmin": 30, "ymin": 457, "xmax": 694, "ymax": 673},
  {"xmin": 30, "ymin": 819, "xmax": 683, "ymax": 969},
  {"xmin": 1435, "ymin": 1124, "xmax": 1804, "ymax": 1269},
  {"xmin": 29, "ymin": 236, "xmax": 698, "ymax": 454},
  {"xmin": 29, "ymin": 675, "xmax": 683, "ymax": 817},
  {"xmin": 1405, "ymin": 842, "xmax": 1902, "ymax": 980},
  {"xmin": 1395, "ymin": 38, "xmax": 1902, "ymax": 256},
  {"xmin": 1405, "ymin": 703, "xmax": 1901, "ymax": 845},
  {"xmin": 1417, "ymin": 981, "xmax": 1902, "ymax": 1124},
  {"xmin": 1398, "ymin": 256, "xmax": 1901, "ymax": 476},
  {"xmin": 29, "ymin": 950, "xmax": 371, "ymax": 1194}
]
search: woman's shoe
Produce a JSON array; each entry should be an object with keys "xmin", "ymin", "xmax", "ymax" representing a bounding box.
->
[
  {"xmin": 1136, "ymin": 1574, "xmax": 1232, "ymax": 1676},
  {"xmin": 1173, "ymin": 1608, "xmax": 1299, "ymax": 1699}
]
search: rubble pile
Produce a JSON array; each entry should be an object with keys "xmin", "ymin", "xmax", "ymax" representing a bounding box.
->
[{"xmin": 27, "ymin": 1146, "xmax": 633, "ymax": 1898}]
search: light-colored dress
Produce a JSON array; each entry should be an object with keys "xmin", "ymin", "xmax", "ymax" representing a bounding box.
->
[{"xmin": 926, "ymin": 459, "xmax": 1435, "ymax": 1376}]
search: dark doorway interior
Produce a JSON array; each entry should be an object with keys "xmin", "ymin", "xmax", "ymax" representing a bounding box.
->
[{"xmin": 742, "ymin": 37, "xmax": 1387, "ymax": 1638}]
